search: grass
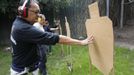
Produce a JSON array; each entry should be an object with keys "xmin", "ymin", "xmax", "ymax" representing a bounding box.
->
[
  {"xmin": 0, "ymin": 48, "xmax": 11, "ymax": 75},
  {"xmin": 114, "ymin": 47, "xmax": 134, "ymax": 75},
  {"xmin": 0, "ymin": 45, "xmax": 134, "ymax": 75},
  {"xmin": 47, "ymin": 45, "xmax": 91, "ymax": 75}
]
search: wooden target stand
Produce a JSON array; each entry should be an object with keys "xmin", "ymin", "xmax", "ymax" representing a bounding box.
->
[{"xmin": 85, "ymin": 2, "xmax": 114, "ymax": 75}]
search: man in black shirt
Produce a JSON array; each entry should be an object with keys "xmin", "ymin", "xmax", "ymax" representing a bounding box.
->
[{"xmin": 10, "ymin": 0, "xmax": 93, "ymax": 75}]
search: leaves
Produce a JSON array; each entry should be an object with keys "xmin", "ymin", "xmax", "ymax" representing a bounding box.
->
[{"xmin": 0, "ymin": 0, "xmax": 18, "ymax": 14}]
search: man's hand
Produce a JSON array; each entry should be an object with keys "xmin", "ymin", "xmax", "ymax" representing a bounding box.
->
[{"xmin": 80, "ymin": 35, "xmax": 93, "ymax": 45}]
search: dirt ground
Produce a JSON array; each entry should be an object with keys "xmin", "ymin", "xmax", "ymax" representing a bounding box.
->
[{"xmin": 114, "ymin": 24, "xmax": 134, "ymax": 50}]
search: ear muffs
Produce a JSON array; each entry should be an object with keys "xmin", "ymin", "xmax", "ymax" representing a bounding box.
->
[
  {"xmin": 23, "ymin": 7, "xmax": 28, "ymax": 17},
  {"xmin": 18, "ymin": 0, "xmax": 30, "ymax": 17}
]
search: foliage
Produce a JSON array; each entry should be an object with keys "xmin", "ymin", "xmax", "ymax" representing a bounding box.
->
[
  {"xmin": 0, "ymin": 0, "xmax": 19, "ymax": 14},
  {"xmin": 0, "ymin": 0, "xmax": 70, "ymax": 19},
  {"xmin": 0, "ymin": 0, "xmax": 71, "ymax": 13}
]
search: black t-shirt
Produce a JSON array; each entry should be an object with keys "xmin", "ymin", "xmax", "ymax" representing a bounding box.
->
[{"xmin": 10, "ymin": 16, "xmax": 59, "ymax": 68}]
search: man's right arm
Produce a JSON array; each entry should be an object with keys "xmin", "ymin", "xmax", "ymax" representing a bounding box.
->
[
  {"xmin": 14, "ymin": 24, "xmax": 93, "ymax": 46},
  {"xmin": 58, "ymin": 35, "xmax": 93, "ymax": 45}
]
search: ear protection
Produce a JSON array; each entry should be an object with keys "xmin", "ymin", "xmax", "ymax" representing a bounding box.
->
[{"xmin": 19, "ymin": 0, "xmax": 30, "ymax": 17}]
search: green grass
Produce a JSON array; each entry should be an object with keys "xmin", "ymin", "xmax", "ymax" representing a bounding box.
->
[
  {"xmin": 0, "ymin": 48, "xmax": 11, "ymax": 75},
  {"xmin": 0, "ymin": 45, "xmax": 134, "ymax": 75},
  {"xmin": 114, "ymin": 47, "xmax": 134, "ymax": 75},
  {"xmin": 47, "ymin": 45, "xmax": 91, "ymax": 75}
]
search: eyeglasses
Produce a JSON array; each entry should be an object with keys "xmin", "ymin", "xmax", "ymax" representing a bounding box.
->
[{"xmin": 29, "ymin": 10, "xmax": 40, "ymax": 14}]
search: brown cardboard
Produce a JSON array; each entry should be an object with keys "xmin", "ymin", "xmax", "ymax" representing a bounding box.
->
[{"xmin": 85, "ymin": 2, "xmax": 114, "ymax": 75}]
